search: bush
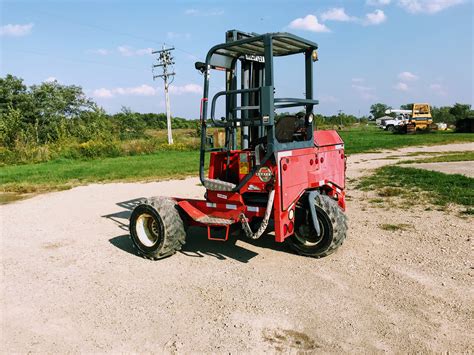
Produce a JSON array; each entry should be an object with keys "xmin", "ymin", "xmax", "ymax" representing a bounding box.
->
[{"xmin": 76, "ymin": 140, "xmax": 122, "ymax": 158}]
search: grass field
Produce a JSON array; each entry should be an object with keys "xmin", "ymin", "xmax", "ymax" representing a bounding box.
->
[
  {"xmin": 358, "ymin": 165, "xmax": 474, "ymax": 213},
  {"xmin": 1, "ymin": 126, "xmax": 472, "ymax": 196},
  {"xmin": 0, "ymin": 151, "xmax": 199, "ymax": 194},
  {"xmin": 339, "ymin": 126, "xmax": 473, "ymax": 154}
]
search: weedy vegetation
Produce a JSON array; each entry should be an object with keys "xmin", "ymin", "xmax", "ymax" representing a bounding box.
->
[{"xmin": 359, "ymin": 166, "xmax": 474, "ymax": 214}]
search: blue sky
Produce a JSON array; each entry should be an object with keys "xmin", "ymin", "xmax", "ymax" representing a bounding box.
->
[{"xmin": 1, "ymin": 0, "xmax": 472, "ymax": 118}]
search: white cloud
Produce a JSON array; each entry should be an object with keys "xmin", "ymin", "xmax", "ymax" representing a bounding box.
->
[
  {"xmin": 44, "ymin": 77, "xmax": 58, "ymax": 83},
  {"xmin": 398, "ymin": 0, "xmax": 464, "ymax": 14},
  {"xmin": 364, "ymin": 9, "xmax": 387, "ymax": 25},
  {"xmin": 0, "ymin": 23, "xmax": 34, "ymax": 37},
  {"xmin": 169, "ymin": 83, "xmax": 202, "ymax": 95},
  {"xmin": 93, "ymin": 88, "xmax": 114, "ymax": 98},
  {"xmin": 91, "ymin": 48, "xmax": 109, "ymax": 56},
  {"xmin": 367, "ymin": 0, "xmax": 391, "ymax": 5},
  {"xmin": 429, "ymin": 83, "xmax": 447, "ymax": 95},
  {"xmin": 398, "ymin": 71, "xmax": 419, "ymax": 81},
  {"xmin": 93, "ymin": 85, "xmax": 157, "ymax": 98},
  {"xmin": 394, "ymin": 82, "xmax": 409, "ymax": 91},
  {"xmin": 289, "ymin": 14, "xmax": 330, "ymax": 33},
  {"xmin": 185, "ymin": 8, "xmax": 224, "ymax": 16},
  {"xmin": 115, "ymin": 84, "xmax": 156, "ymax": 96},
  {"xmin": 117, "ymin": 45, "xmax": 153, "ymax": 57},
  {"xmin": 352, "ymin": 84, "xmax": 376, "ymax": 100},
  {"xmin": 321, "ymin": 8, "xmax": 356, "ymax": 22},
  {"xmin": 319, "ymin": 95, "xmax": 340, "ymax": 104},
  {"xmin": 167, "ymin": 32, "xmax": 191, "ymax": 40},
  {"xmin": 117, "ymin": 46, "xmax": 134, "ymax": 56},
  {"xmin": 89, "ymin": 47, "xmax": 150, "ymax": 56},
  {"xmin": 92, "ymin": 83, "xmax": 202, "ymax": 99},
  {"xmin": 352, "ymin": 78, "xmax": 365, "ymax": 83},
  {"xmin": 135, "ymin": 48, "xmax": 153, "ymax": 56}
]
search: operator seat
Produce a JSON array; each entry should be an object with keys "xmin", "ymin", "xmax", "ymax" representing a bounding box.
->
[{"xmin": 275, "ymin": 115, "xmax": 305, "ymax": 143}]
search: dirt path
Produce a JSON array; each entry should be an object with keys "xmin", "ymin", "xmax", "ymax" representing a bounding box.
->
[{"xmin": 1, "ymin": 143, "xmax": 473, "ymax": 353}]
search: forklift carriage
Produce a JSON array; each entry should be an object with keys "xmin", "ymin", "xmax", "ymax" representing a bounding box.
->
[{"xmin": 129, "ymin": 30, "xmax": 348, "ymax": 259}]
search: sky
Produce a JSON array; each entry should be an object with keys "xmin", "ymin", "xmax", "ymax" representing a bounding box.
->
[{"xmin": 1, "ymin": 0, "xmax": 473, "ymax": 118}]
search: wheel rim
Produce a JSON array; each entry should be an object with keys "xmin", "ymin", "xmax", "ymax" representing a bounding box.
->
[
  {"xmin": 135, "ymin": 213, "xmax": 159, "ymax": 247},
  {"xmin": 294, "ymin": 216, "xmax": 325, "ymax": 246},
  {"xmin": 294, "ymin": 204, "xmax": 326, "ymax": 247}
]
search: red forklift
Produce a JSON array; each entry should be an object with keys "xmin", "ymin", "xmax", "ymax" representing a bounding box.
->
[{"xmin": 129, "ymin": 30, "xmax": 348, "ymax": 259}]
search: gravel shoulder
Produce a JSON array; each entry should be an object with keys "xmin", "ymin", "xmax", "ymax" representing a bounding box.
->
[{"xmin": 1, "ymin": 142, "xmax": 473, "ymax": 353}]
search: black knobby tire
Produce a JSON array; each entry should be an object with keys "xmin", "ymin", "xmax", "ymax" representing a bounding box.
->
[
  {"xmin": 387, "ymin": 125, "xmax": 395, "ymax": 132},
  {"xmin": 129, "ymin": 197, "xmax": 186, "ymax": 260},
  {"xmin": 286, "ymin": 193, "xmax": 347, "ymax": 258}
]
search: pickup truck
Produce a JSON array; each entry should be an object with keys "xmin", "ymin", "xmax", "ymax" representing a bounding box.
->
[{"xmin": 376, "ymin": 116, "xmax": 408, "ymax": 131}]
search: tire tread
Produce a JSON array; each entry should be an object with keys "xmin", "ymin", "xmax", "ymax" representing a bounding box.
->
[{"xmin": 130, "ymin": 197, "xmax": 186, "ymax": 260}]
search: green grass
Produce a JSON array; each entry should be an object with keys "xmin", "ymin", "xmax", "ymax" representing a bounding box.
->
[
  {"xmin": 359, "ymin": 165, "xmax": 474, "ymax": 210},
  {"xmin": 1, "ymin": 125, "xmax": 473, "ymax": 196},
  {"xmin": 399, "ymin": 151, "xmax": 474, "ymax": 164},
  {"xmin": 339, "ymin": 126, "xmax": 473, "ymax": 155},
  {"xmin": 0, "ymin": 151, "xmax": 199, "ymax": 193}
]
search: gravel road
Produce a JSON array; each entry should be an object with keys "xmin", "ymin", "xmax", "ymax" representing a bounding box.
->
[{"xmin": 1, "ymin": 143, "xmax": 473, "ymax": 353}]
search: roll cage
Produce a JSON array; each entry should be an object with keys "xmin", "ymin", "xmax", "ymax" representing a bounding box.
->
[{"xmin": 198, "ymin": 31, "xmax": 319, "ymax": 191}]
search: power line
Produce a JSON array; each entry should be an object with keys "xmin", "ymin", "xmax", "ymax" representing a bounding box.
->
[
  {"xmin": 33, "ymin": 9, "xmax": 203, "ymax": 61},
  {"xmin": 6, "ymin": 48, "xmax": 148, "ymax": 73}
]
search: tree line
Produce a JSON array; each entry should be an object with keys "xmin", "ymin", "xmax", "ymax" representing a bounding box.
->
[
  {"xmin": 0, "ymin": 74, "xmax": 198, "ymax": 150},
  {"xmin": 0, "ymin": 75, "xmax": 203, "ymax": 164}
]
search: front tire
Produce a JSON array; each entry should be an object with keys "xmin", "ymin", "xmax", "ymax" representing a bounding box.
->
[
  {"xmin": 129, "ymin": 197, "xmax": 186, "ymax": 260},
  {"xmin": 286, "ymin": 194, "xmax": 347, "ymax": 258}
]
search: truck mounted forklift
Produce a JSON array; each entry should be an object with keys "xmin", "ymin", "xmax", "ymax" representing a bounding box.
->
[{"xmin": 129, "ymin": 30, "xmax": 348, "ymax": 259}]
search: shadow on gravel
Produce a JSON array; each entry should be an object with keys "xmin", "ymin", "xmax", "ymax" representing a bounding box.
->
[
  {"xmin": 105, "ymin": 198, "xmax": 296, "ymax": 263},
  {"xmin": 102, "ymin": 198, "xmax": 145, "ymax": 231},
  {"xmin": 180, "ymin": 227, "xmax": 294, "ymax": 262},
  {"xmin": 109, "ymin": 234, "xmax": 138, "ymax": 256},
  {"xmin": 180, "ymin": 227, "xmax": 259, "ymax": 263}
]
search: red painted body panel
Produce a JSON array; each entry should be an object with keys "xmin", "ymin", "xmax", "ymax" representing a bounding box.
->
[
  {"xmin": 174, "ymin": 130, "xmax": 345, "ymax": 243},
  {"xmin": 314, "ymin": 130, "xmax": 344, "ymax": 147}
]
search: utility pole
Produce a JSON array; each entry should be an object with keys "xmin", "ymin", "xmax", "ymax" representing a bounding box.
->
[
  {"xmin": 152, "ymin": 45, "xmax": 175, "ymax": 145},
  {"xmin": 338, "ymin": 109, "xmax": 343, "ymax": 127}
]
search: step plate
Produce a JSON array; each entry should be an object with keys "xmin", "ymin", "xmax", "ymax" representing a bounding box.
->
[{"xmin": 198, "ymin": 216, "xmax": 234, "ymax": 225}]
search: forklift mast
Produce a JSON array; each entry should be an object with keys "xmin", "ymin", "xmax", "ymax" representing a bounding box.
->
[{"xmin": 226, "ymin": 30, "xmax": 265, "ymax": 150}]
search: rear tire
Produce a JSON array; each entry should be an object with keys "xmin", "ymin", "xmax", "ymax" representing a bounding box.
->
[
  {"xmin": 286, "ymin": 194, "xmax": 347, "ymax": 258},
  {"xmin": 129, "ymin": 197, "xmax": 186, "ymax": 260}
]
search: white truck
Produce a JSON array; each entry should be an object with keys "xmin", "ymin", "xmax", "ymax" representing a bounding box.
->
[{"xmin": 376, "ymin": 114, "xmax": 409, "ymax": 131}]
